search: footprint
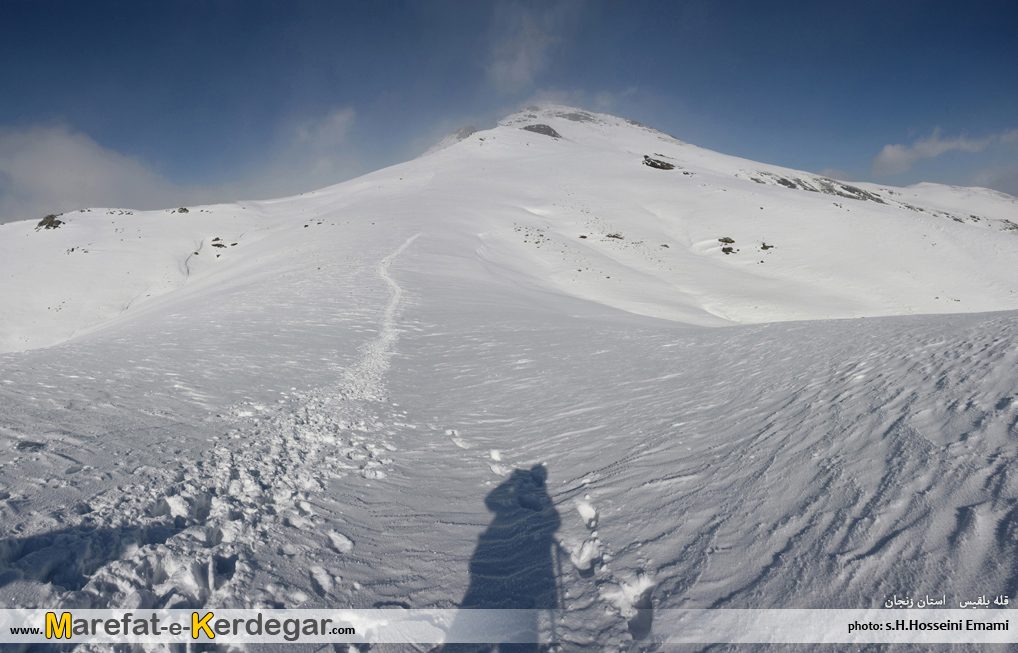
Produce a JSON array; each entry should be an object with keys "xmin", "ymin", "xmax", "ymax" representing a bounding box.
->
[
  {"xmin": 327, "ymin": 531, "xmax": 354, "ymax": 554},
  {"xmin": 309, "ymin": 566, "xmax": 335, "ymax": 596},
  {"xmin": 576, "ymin": 500, "xmax": 598, "ymax": 528},
  {"xmin": 447, "ymin": 429, "xmax": 473, "ymax": 449},
  {"xmin": 626, "ymin": 576, "xmax": 655, "ymax": 640},
  {"xmin": 601, "ymin": 570, "xmax": 655, "ymax": 626},
  {"xmin": 488, "ymin": 463, "xmax": 511, "ymax": 476},
  {"xmin": 567, "ymin": 537, "xmax": 603, "ymax": 572}
]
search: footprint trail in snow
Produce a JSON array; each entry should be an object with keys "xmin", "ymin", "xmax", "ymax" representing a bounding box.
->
[{"xmin": 41, "ymin": 234, "xmax": 422, "ymax": 611}]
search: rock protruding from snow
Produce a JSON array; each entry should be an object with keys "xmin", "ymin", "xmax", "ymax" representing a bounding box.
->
[
  {"xmin": 35, "ymin": 214, "xmax": 64, "ymax": 230},
  {"xmin": 521, "ymin": 124, "xmax": 562, "ymax": 139}
]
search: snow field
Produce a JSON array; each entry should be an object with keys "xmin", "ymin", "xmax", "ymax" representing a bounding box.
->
[
  {"xmin": 1, "ymin": 233, "xmax": 423, "ymax": 617},
  {"xmin": 378, "ymin": 302, "xmax": 1018, "ymax": 647},
  {"xmin": 0, "ymin": 104, "xmax": 1017, "ymax": 651}
]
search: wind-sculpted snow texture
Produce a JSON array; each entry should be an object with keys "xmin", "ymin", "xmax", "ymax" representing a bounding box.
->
[
  {"xmin": 2, "ymin": 105, "xmax": 1018, "ymax": 651},
  {"xmin": 0, "ymin": 233, "xmax": 420, "ymax": 616}
]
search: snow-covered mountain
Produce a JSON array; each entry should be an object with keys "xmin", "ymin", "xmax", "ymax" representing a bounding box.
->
[
  {"xmin": 2, "ymin": 105, "xmax": 1018, "ymax": 649},
  {"xmin": 4, "ymin": 104, "xmax": 1018, "ymax": 354}
]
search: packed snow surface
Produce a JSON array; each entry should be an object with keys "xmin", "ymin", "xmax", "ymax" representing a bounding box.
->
[{"xmin": 1, "ymin": 105, "xmax": 1018, "ymax": 649}]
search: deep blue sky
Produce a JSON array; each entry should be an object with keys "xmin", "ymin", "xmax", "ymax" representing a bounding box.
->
[{"xmin": 1, "ymin": 0, "xmax": 1016, "ymax": 222}]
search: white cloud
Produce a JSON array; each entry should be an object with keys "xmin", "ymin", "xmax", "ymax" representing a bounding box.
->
[
  {"xmin": 263, "ymin": 107, "xmax": 362, "ymax": 194},
  {"xmin": 486, "ymin": 1, "xmax": 583, "ymax": 95},
  {"xmin": 871, "ymin": 127, "xmax": 992, "ymax": 176},
  {"xmin": 1002, "ymin": 128, "xmax": 1018, "ymax": 147},
  {"xmin": 296, "ymin": 108, "xmax": 356, "ymax": 148},
  {"xmin": 0, "ymin": 124, "xmax": 181, "ymax": 224},
  {"xmin": 488, "ymin": 11, "xmax": 556, "ymax": 94},
  {"xmin": 0, "ymin": 108, "xmax": 362, "ymax": 225}
]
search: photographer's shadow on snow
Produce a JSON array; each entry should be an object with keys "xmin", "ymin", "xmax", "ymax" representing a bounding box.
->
[{"xmin": 438, "ymin": 464, "xmax": 561, "ymax": 652}]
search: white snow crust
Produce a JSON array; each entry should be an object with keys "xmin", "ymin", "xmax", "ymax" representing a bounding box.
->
[{"xmin": 2, "ymin": 104, "xmax": 1018, "ymax": 650}]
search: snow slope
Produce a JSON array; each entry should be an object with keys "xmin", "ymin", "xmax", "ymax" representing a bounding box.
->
[
  {"xmin": 1, "ymin": 105, "xmax": 1018, "ymax": 650},
  {"xmin": 4, "ymin": 104, "xmax": 1018, "ymax": 353}
]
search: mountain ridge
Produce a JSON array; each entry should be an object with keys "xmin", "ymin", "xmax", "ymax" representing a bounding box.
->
[{"xmin": 2, "ymin": 104, "xmax": 1017, "ymax": 352}]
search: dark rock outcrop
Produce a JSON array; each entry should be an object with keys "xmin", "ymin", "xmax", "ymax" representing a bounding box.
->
[
  {"xmin": 643, "ymin": 155, "xmax": 675, "ymax": 170},
  {"xmin": 521, "ymin": 124, "xmax": 562, "ymax": 139},
  {"xmin": 36, "ymin": 214, "xmax": 63, "ymax": 230}
]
